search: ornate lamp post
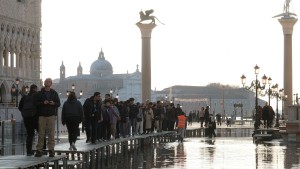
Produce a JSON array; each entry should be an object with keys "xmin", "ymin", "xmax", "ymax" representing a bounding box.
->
[
  {"xmin": 271, "ymin": 84, "xmax": 283, "ymax": 127},
  {"xmin": 241, "ymin": 64, "xmax": 266, "ymax": 130},
  {"xmin": 260, "ymin": 76, "xmax": 272, "ymax": 104}
]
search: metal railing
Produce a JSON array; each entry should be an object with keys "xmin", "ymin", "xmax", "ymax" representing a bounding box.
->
[{"xmin": 0, "ymin": 107, "xmax": 68, "ymax": 156}]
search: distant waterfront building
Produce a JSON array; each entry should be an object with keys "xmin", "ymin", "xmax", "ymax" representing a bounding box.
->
[
  {"xmin": 0, "ymin": 0, "xmax": 42, "ymax": 105},
  {"xmin": 157, "ymin": 84, "xmax": 266, "ymax": 120},
  {"xmin": 52, "ymin": 49, "xmax": 157, "ymax": 102}
]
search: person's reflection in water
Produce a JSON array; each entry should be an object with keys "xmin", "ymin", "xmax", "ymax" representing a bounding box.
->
[
  {"xmin": 176, "ymin": 143, "xmax": 186, "ymax": 168},
  {"xmin": 206, "ymin": 139, "xmax": 215, "ymax": 145}
]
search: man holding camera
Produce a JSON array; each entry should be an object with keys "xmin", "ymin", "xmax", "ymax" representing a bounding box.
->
[{"xmin": 34, "ymin": 78, "xmax": 60, "ymax": 157}]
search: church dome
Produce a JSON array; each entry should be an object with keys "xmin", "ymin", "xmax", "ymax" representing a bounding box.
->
[{"xmin": 90, "ymin": 49, "xmax": 113, "ymax": 77}]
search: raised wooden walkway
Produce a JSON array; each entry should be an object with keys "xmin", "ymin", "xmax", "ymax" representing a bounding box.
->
[
  {"xmin": 252, "ymin": 128, "xmax": 281, "ymax": 142},
  {"xmin": 0, "ymin": 131, "xmax": 176, "ymax": 169},
  {"xmin": 0, "ymin": 155, "xmax": 67, "ymax": 169}
]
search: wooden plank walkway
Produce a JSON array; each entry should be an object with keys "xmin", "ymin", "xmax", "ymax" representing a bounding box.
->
[
  {"xmin": 0, "ymin": 155, "xmax": 67, "ymax": 169},
  {"xmin": 31, "ymin": 131, "xmax": 177, "ymax": 169}
]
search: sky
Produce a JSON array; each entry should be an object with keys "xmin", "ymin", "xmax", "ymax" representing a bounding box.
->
[{"xmin": 41, "ymin": 0, "xmax": 300, "ymax": 99}]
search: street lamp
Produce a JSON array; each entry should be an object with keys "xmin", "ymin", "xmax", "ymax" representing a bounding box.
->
[
  {"xmin": 79, "ymin": 90, "xmax": 83, "ymax": 99},
  {"xmin": 110, "ymin": 89, "xmax": 113, "ymax": 98},
  {"xmin": 260, "ymin": 75, "xmax": 272, "ymax": 104},
  {"xmin": 241, "ymin": 64, "xmax": 266, "ymax": 130},
  {"xmin": 71, "ymin": 84, "xmax": 75, "ymax": 92},
  {"xmin": 281, "ymin": 94, "xmax": 288, "ymax": 120}
]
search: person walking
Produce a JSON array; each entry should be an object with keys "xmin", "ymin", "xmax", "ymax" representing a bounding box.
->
[
  {"xmin": 34, "ymin": 78, "xmax": 60, "ymax": 157},
  {"xmin": 177, "ymin": 112, "xmax": 187, "ymax": 143},
  {"xmin": 262, "ymin": 102, "xmax": 270, "ymax": 128},
  {"xmin": 207, "ymin": 114, "xmax": 217, "ymax": 138},
  {"xmin": 61, "ymin": 91, "xmax": 83, "ymax": 151},
  {"xmin": 144, "ymin": 102, "xmax": 154, "ymax": 134},
  {"xmin": 199, "ymin": 107, "xmax": 205, "ymax": 127},
  {"xmin": 216, "ymin": 113, "xmax": 221, "ymax": 126},
  {"xmin": 128, "ymin": 98, "xmax": 138, "ymax": 136},
  {"xmin": 105, "ymin": 98, "xmax": 120, "ymax": 140},
  {"xmin": 18, "ymin": 84, "xmax": 39, "ymax": 156},
  {"xmin": 166, "ymin": 103, "xmax": 176, "ymax": 131},
  {"xmin": 136, "ymin": 103, "xmax": 144, "ymax": 135},
  {"xmin": 204, "ymin": 106, "xmax": 210, "ymax": 127},
  {"xmin": 83, "ymin": 92, "xmax": 102, "ymax": 144}
]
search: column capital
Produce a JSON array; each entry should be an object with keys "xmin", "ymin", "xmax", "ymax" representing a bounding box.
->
[
  {"xmin": 279, "ymin": 17, "xmax": 298, "ymax": 34},
  {"xmin": 136, "ymin": 23, "xmax": 156, "ymax": 38}
]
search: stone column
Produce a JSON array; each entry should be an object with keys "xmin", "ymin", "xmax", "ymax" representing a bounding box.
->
[
  {"xmin": 278, "ymin": 17, "xmax": 298, "ymax": 119},
  {"xmin": 10, "ymin": 49, "xmax": 14, "ymax": 77},
  {"xmin": 136, "ymin": 23, "xmax": 156, "ymax": 102},
  {"xmin": 15, "ymin": 50, "xmax": 20, "ymax": 77},
  {"xmin": 0, "ymin": 44, "xmax": 3, "ymax": 75}
]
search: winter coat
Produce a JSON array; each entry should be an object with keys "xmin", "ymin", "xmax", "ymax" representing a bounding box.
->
[
  {"xmin": 61, "ymin": 98, "xmax": 83, "ymax": 124},
  {"xmin": 144, "ymin": 108, "xmax": 154, "ymax": 129}
]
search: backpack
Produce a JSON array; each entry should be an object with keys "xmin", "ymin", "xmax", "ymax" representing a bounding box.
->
[{"xmin": 21, "ymin": 94, "xmax": 37, "ymax": 118}]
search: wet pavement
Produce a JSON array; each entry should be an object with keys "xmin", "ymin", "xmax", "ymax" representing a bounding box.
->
[{"xmin": 5, "ymin": 123, "xmax": 300, "ymax": 169}]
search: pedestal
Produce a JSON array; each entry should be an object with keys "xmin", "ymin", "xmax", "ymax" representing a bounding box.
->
[{"xmin": 280, "ymin": 105, "xmax": 300, "ymax": 142}]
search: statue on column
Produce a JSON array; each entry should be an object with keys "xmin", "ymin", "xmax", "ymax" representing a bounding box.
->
[
  {"xmin": 137, "ymin": 9, "xmax": 165, "ymax": 25},
  {"xmin": 273, "ymin": 0, "xmax": 297, "ymax": 18},
  {"xmin": 284, "ymin": 0, "xmax": 291, "ymax": 14}
]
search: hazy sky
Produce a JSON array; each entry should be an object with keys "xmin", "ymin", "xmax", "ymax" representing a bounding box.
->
[{"xmin": 41, "ymin": 0, "xmax": 300, "ymax": 97}]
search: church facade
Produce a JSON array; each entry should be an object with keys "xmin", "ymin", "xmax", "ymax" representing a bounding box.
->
[
  {"xmin": 52, "ymin": 49, "xmax": 157, "ymax": 102},
  {"xmin": 0, "ymin": 0, "xmax": 42, "ymax": 105}
]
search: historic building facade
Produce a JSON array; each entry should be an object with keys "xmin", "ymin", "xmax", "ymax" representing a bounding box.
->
[
  {"xmin": 0, "ymin": 0, "xmax": 42, "ymax": 105},
  {"xmin": 52, "ymin": 49, "xmax": 157, "ymax": 103}
]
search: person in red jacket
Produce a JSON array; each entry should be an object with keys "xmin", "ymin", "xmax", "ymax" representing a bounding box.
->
[{"xmin": 177, "ymin": 112, "xmax": 187, "ymax": 143}]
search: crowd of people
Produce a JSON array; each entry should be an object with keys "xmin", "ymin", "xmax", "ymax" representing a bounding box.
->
[
  {"xmin": 19, "ymin": 78, "xmax": 276, "ymax": 158},
  {"xmin": 82, "ymin": 96, "xmax": 186, "ymax": 144},
  {"xmin": 18, "ymin": 78, "xmax": 189, "ymax": 157}
]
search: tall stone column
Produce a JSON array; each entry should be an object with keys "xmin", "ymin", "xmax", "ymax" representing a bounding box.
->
[
  {"xmin": 136, "ymin": 23, "xmax": 156, "ymax": 102},
  {"xmin": 278, "ymin": 17, "xmax": 297, "ymax": 119}
]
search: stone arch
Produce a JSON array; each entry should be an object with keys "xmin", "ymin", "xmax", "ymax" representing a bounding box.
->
[
  {"xmin": 0, "ymin": 80, "xmax": 11, "ymax": 103},
  {"xmin": 1, "ymin": 23, "xmax": 5, "ymax": 32}
]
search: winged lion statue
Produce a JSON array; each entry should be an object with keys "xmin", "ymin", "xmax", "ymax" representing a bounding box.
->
[{"xmin": 137, "ymin": 9, "xmax": 165, "ymax": 25}]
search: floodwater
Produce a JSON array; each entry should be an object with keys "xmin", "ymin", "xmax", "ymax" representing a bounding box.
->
[{"xmin": 114, "ymin": 137, "xmax": 300, "ymax": 169}]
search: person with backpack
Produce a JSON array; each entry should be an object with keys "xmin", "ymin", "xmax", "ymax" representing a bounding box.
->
[
  {"xmin": 18, "ymin": 84, "xmax": 39, "ymax": 156},
  {"xmin": 61, "ymin": 91, "xmax": 83, "ymax": 150}
]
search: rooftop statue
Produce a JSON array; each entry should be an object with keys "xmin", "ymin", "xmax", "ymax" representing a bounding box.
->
[
  {"xmin": 273, "ymin": 0, "xmax": 297, "ymax": 18},
  {"xmin": 137, "ymin": 9, "xmax": 165, "ymax": 25}
]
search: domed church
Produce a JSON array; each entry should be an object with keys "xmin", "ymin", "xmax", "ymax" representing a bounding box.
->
[{"xmin": 52, "ymin": 49, "xmax": 156, "ymax": 102}]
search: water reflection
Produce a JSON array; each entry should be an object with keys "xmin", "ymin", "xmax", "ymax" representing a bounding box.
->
[{"xmin": 108, "ymin": 137, "xmax": 300, "ymax": 169}]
